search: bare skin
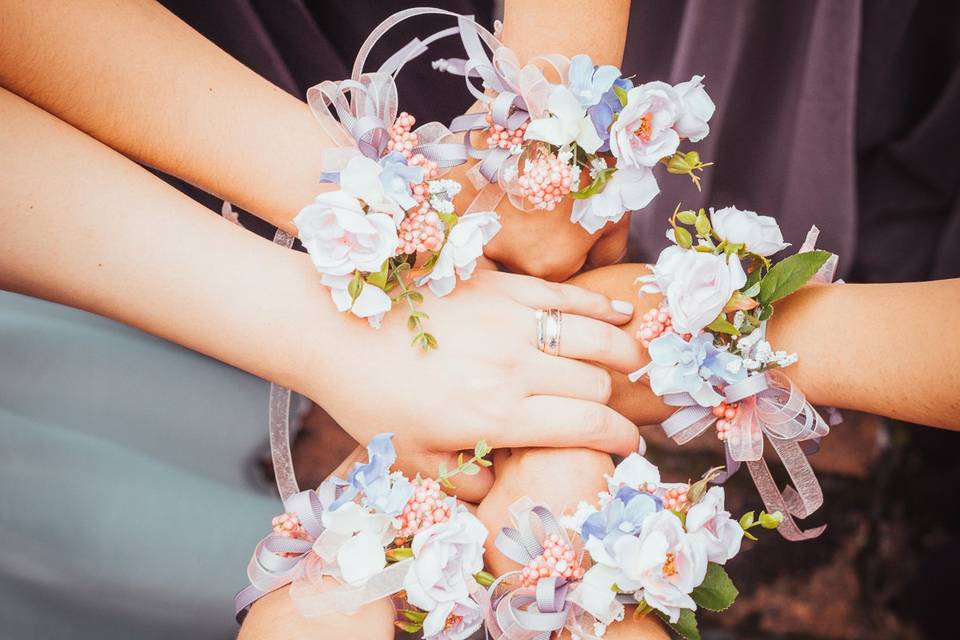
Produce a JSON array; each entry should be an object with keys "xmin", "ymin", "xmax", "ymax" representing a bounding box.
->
[{"xmin": 0, "ymin": 0, "xmax": 632, "ymax": 280}]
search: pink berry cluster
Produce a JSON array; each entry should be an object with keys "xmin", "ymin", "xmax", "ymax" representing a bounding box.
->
[
  {"xmin": 396, "ymin": 477, "xmax": 452, "ymax": 540},
  {"xmin": 397, "ymin": 210, "xmax": 444, "ymax": 254},
  {"xmin": 483, "ymin": 110, "xmax": 528, "ymax": 150},
  {"xmin": 518, "ymin": 153, "xmax": 576, "ymax": 211},
  {"xmin": 387, "ymin": 112, "xmax": 440, "ymax": 182},
  {"xmin": 519, "ymin": 534, "xmax": 584, "ymax": 587},
  {"xmin": 637, "ymin": 304, "xmax": 674, "ymax": 347},
  {"xmin": 661, "ymin": 485, "xmax": 692, "ymax": 512},
  {"xmin": 712, "ymin": 402, "xmax": 740, "ymax": 441},
  {"xmin": 272, "ymin": 512, "xmax": 309, "ymax": 540}
]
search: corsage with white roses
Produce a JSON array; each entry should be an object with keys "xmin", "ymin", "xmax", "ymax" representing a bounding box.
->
[
  {"xmin": 235, "ymin": 434, "xmax": 497, "ymax": 640},
  {"xmin": 482, "ymin": 453, "xmax": 782, "ymax": 640},
  {"xmin": 630, "ymin": 205, "xmax": 841, "ymax": 541}
]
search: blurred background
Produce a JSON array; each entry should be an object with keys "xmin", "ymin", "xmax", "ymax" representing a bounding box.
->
[{"xmin": 4, "ymin": 1, "xmax": 956, "ymax": 638}]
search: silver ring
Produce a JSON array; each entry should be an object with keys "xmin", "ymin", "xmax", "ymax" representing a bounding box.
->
[{"xmin": 536, "ymin": 308, "xmax": 562, "ymax": 356}]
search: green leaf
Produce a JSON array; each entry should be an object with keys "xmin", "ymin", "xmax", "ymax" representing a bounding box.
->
[
  {"xmin": 613, "ymin": 85, "xmax": 629, "ymax": 107},
  {"xmin": 758, "ymin": 304, "xmax": 774, "ymax": 321},
  {"xmin": 347, "ymin": 272, "xmax": 364, "ymax": 302},
  {"xmin": 476, "ymin": 458, "xmax": 493, "ymax": 467},
  {"xmin": 474, "ymin": 439, "xmax": 491, "ymax": 458},
  {"xmin": 655, "ymin": 608, "xmax": 700, "ymax": 640},
  {"xmin": 706, "ymin": 315, "xmax": 740, "ymax": 336},
  {"xmin": 399, "ymin": 609, "xmax": 427, "ymax": 623},
  {"xmin": 366, "ymin": 261, "xmax": 390, "ymax": 289},
  {"xmin": 742, "ymin": 264, "xmax": 763, "ymax": 293},
  {"xmin": 423, "ymin": 333, "xmax": 438, "ymax": 350},
  {"xmin": 673, "ymin": 226, "xmax": 693, "ymax": 249},
  {"xmin": 407, "ymin": 315, "xmax": 418, "ymax": 331},
  {"xmin": 474, "ymin": 570, "xmax": 496, "ymax": 587},
  {"xmin": 394, "ymin": 620, "xmax": 423, "ymax": 634},
  {"xmin": 757, "ymin": 250, "xmax": 832, "ymax": 306},
  {"xmin": 570, "ymin": 167, "xmax": 616, "ymax": 199},
  {"xmin": 694, "ymin": 210, "xmax": 712, "ymax": 236},
  {"xmin": 738, "ymin": 511, "xmax": 756, "ymax": 530},
  {"xmin": 411, "ymin": 332, "xmax": 425, "ymax": 347},
  {"xmin": 691, "ymin": 563, "xmax": 739, "ymax": 612},
  {"xmin": 676, "ymin": 210, "xmax": 697, "ymax": 225},
  {"xmin": 742, "ymin": 281, "xmax": 761, "ymax": 298},
  {"xmin": 759, "ymin": 510, "xmax": 784, "ymax": 529},
  {"xmin": 461, "ymin": 462, "xmax": 480, "ymax": 475},
  {"xmin": 438, "ymin": 211, "xmax": 459, "ymax": 230},
  {"xmin": 386, "ymin": 547, "xmax": 415, "ymax": 562}
]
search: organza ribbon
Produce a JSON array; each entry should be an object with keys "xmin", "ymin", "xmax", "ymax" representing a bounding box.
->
[
  {"xmin": 660, "ymin": 369, "xmax": 829, "ymax": 541},
  {"xmin": 233, "ymin": 488, "xmax": 327, "ymax": 621},
  {"xmin": 485, "ymin": 499, "xmax": 581, "ymax": 640}
]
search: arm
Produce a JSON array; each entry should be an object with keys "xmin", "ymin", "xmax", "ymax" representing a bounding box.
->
[
  {"xmin": 568, "ymin": 264, "xmax": 960, "ymax": 430},
  {"xmin": 0, "ymin": 87, "xmax": 650, "ymax": 501},
  {"xmin": 0, "ymin": 0, "xmax": 633, "ymax": 280}
]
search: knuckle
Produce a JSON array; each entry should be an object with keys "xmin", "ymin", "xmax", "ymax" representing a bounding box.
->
[
  {"xmin": 583, "ymin": 404, "xmax": 612, "ymax": 440},
  {"xmin": 596, "ymin": 370, "xmax": 613, "ymax": 403}
]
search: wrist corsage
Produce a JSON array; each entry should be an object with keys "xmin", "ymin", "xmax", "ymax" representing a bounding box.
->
[
  {"xmin": 484, "ymin": 453, "xmax": 780, "ymax": 640},
  {"xmin": 630, "ymin": 206, "xmax": 840, "ymax": 540},
  {"xmin": 292, "ymin": 16, "xmax": 502, "ymax": 348},
  {"xmin": 435, "ymin": 23, "xmax": 715, "ymax": 233},
  {"xmin": 235, "ymin": 434, "xmax": 496, "ymax": 639}
]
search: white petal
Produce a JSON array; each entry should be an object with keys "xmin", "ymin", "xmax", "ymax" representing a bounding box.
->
[{"xmin": 336, "ymin": 531, "xmax": 386, "ymax": 585}]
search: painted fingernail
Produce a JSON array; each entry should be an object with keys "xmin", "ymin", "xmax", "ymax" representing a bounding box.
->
[{"xmin": 611, "ymin": 300, "xmax": 634, "ymax": 315}]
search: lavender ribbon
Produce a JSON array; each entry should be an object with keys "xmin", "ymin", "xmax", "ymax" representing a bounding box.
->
[
  {"xmin": 486, "ymin": 502, "xmax": 577, "ymax": 640},
  {"xmin": 233, "ymin": 488, "xmax": 327, "ymax": 621},
  {"xmin": 661, "ymin": 370, "xmax": 830, "ymax": 541}
]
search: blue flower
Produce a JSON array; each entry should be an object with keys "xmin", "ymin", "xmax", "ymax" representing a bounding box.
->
[
  {"xmin": 581, "ymin": 487, "xmax": 660, "ymax": 544},
  {"xmin": 646, "ymin": 333, "xmax": 746, "ymax": 406},
  {"xmin": 568, "ymin": 54, "xmax": 623, "ymax": 108},
  {"xmin": 588, "ymin": 77, "xmax": 633, "ymax": 151},
  {"xmin": 330, "ymin": 433, "xmax": 413, "ymax": 516},
  {"xmin": 378, "ymin": 152, "xmax": 424, "ymax": 210}
]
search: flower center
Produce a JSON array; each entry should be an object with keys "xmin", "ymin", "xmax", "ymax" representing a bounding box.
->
[
  {"xmin": 634, "ymin": 112, "xmax": 653, "ymax": 143},
  {"xmin": 443, "ymin": 613, "xmax": 463, "ymax": 631},
  {"xmin": 662, "ymin": 552, "xmax": 678, "ymax": 577}
]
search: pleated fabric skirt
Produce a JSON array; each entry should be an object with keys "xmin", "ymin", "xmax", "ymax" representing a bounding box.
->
[{"xmin": 0, "ymin": 291, "xmax": 278, "ymax": 639}]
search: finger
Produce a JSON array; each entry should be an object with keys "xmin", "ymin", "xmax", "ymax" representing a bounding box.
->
[
  {"xmin": 500, "ymin": 275, "xmax": 635, "ymax": 324},
  {"xmin": 502, "ymin": 396, "xmax": 641, "ymax": 457},
  {"xmin": 586, "ymin": 215, "xmax": 631, "ymax": 268},
  {"xmin": 394, "ymin": 450, "xmax": 494, "ymax": 503},
  {"xmin": 528, "ymin": 354, "xmax": 614, "ymax": 403},
  {"xmin": 545, "ymin": 313, "xmax": 646, "ymax": 374}
]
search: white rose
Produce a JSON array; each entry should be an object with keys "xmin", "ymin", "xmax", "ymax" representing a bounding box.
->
[
  {"xmin": 664, "ymin": 250, "xmax": 746, "ymax": 334},
  {"xmin": 570, "ymin": 167, "xmax": 659, "ymax": 234},
  {"xmin": 672, "ymin": 75, "xmax": 715, "ymax": 143},
  {"xmin": 417, "ymin": 211, "xmax": 500, "ymax": 297},
  {"xmin": 711, "ymin": 206, "xmax": 789, "ymax": 257},
  {"xmin": 685, "ymin": 487, "xmax": 744, "ymax": 565},
  {"xmin": 317, "ymin": 502, "xmax": 393, "ymax": 586},
  {"xmin": 524, "ymin": 85, "xmax": 604, "ymax": 153},
  {"xmin": 637, "ymin": 244, "xmax": 685, "ymax": 294},
  {"xmin": 319, "ymin": 273, "xmax": 393, "ymax": 329},
  {"xmin": 609, "ymin": 81, "xmax": 681, "ymax": 169},
  {"xmin": 294, "ymin": 190, "xmax": 399, "ymax": 276},
  {"xmin": 339, "ymin": 156, "xmax": 404, "ymax": 221},
  {"xmin": 611, "ymin": 510, "xmax": 708, "ymax": 623},
  {"xmin": 421, "ymin": 597, "xmax": 484, "ymax": 640},
  {"xmin": 402, "ymin": 510, "xmax": 488, "ymax": 611},
  {"xmin": 607, "ymin": 452, "xmax": 661, "ymax": 493}
]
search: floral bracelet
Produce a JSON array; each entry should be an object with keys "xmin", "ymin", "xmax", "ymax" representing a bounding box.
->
[
  {"xmin": 630, "ymin": 205, "xmax": 840, "ymax": 541},
  {"xmin": 435, "ymin": 21, "xmax": 715, "ymax": 233}
]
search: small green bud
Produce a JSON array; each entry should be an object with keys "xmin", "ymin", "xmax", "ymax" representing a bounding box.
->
[
  {"xmin": 673, "ymin": 226, "xmax": 693, "ymax": 249},
  {"xmin": 759, "ymin": 511, "xmax": 784, "ymax": 529}
]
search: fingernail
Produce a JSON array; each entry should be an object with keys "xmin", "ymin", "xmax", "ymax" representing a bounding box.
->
[{"xmin": 611, "ymin": 300, "xmax": 634, "ymax": 315}]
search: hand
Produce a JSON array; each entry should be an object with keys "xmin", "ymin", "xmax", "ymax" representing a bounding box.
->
[
  {"xmin": 301, "ymin": 269, "xmax": 645, "ymax": 503},
  {"xmin": 446, "ymin": 148, "xmax": 631, "ymax": 283},
  {"xmin": 477, "ymin": 447, "xmax": 613, "ymax": 575}
]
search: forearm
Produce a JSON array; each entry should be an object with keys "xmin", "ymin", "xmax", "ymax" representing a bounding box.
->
[
  {"xmin": 0, "ymin": 87, "xmax": 349, "ymax": 396},
  {"xmin": 501, "ymin": 0, "xmax": 630, "ymax": 66},
  {"xmin": 0, "ymin": 0, "xmax": 330, "ymax": 233},
  {"xmin": 570, "ymin": 264, "xmax": 960, "ymax": 429}
]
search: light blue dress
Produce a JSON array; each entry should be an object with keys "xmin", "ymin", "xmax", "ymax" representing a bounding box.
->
[{"xmin": 0, "ymin": 291, "xmax": 279, "ymax": 638}]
